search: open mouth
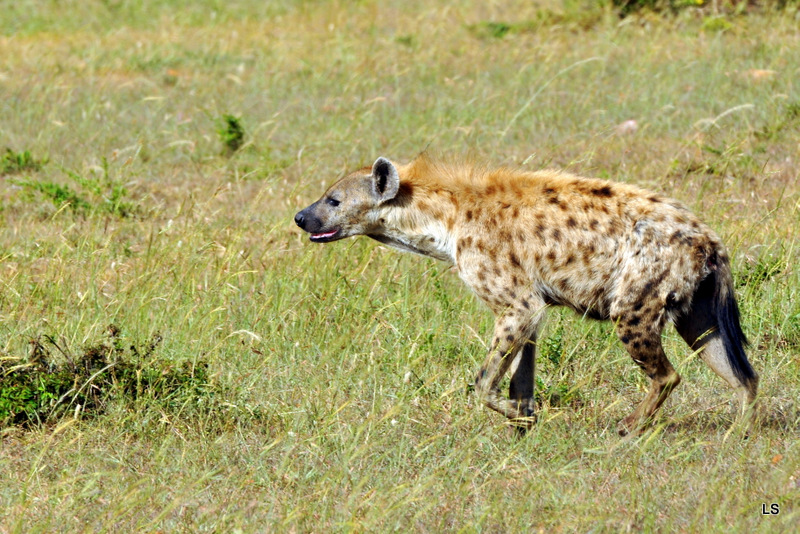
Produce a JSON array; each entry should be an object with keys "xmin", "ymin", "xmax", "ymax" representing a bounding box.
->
[{"xmin": 309, "ymin": 229, "xmax": 340, "ymax": 242}]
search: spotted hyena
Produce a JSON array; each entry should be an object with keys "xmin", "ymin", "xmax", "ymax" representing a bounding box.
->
[{"xmin": 294, "ymin": 155, "xmax": 758, "ymax": 435}]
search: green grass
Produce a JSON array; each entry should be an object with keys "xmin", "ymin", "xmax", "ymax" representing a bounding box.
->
[
  {"xmin": 1, "ymin": 148, "xmax": 46, "ymax": 175},
  {"xmin": 1, "ymin": 0, "xmax": 799, "ymax": 531}
]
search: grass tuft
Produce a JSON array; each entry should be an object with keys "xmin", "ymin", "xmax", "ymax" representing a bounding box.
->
[
  {"xmin": 217, "ymin": 114, "xmax": 246, "ymax": 155},
  {"xmin": 12, "ymin": 159, "xmax": 137, "ymax": 217},
  {"xmin": 0, "ymin": 148, "xmax": 46, "ymax": 175}
]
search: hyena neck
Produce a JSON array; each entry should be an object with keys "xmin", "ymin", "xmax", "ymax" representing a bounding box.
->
[{"xmin": 367, "ymin": 202, "xmax": 457, "ymax": 264}]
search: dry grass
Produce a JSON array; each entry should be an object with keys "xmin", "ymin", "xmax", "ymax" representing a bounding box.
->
[{"xmin": 1, "ymin": 0, "xmax": 799, "ymax": 531}]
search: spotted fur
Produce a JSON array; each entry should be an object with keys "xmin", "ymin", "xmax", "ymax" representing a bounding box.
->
[{"xmin": 295, "ymin": 155, "xmax": 758, "ymax": 435}]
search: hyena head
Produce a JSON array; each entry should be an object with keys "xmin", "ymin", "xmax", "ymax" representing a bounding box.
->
[{"xmin": 294, "ymin": 157, "xmax": 400, "ymax": 243}]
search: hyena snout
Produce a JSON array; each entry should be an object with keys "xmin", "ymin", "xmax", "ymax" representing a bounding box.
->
[
  {"xmin": 294, "ymin": 208, "xmax": 310, "ymax": 230},
  {"xmin": 294, "ymin": 204, "xmax": 343, "ymax": 243},
  {"xmin": 294, "ymin": 204, "xmax": 325, "ymax": 232}
]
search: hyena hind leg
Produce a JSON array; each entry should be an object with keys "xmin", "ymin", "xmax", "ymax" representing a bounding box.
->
[
  {"xmin": 614, "ymin": 311, "xmax": 681, "ymax": 436},
  {"xmin": 673, "ymin": 275, "xmax": 759, "ymax": 416}
]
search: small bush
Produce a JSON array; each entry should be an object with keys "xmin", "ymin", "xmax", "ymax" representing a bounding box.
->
[
  {"xmin": 1, "ymin": 148, "xmax": 46, "ymax": 175},
  {"xmin": 218, "ymin": 114, "xmax": 246, "ymax": 154},
  {"xmin": 0, "ymin": 325, "xmax": 222, "ymax": 428}
]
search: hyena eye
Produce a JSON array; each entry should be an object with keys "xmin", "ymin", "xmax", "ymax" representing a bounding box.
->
[{"xmin": 326, "ymin": 197, "xmax": 340, "ymax": 207}]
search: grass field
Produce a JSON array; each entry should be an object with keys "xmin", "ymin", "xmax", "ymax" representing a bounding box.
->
[{"xmin": 1, "ymin": 0, "xmax": 799, "ymax": 531}]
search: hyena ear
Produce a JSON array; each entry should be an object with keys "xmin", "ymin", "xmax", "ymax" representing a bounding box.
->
[{"xmin": 371, "ymin": 157, "xmax": 400, "ymax": 202}]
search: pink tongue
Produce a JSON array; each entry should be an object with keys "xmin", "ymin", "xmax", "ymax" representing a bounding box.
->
[{"xmin": 313, "ymin": 230, "xmax": 337, "ymax": 239}]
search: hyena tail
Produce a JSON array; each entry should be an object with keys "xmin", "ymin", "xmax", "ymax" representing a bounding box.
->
[
  {"xmin": 675, "ymin": 252, "xmax": 758, "ymax": 399},
  {"xmin": 713, "ymin": 260, "xmax": 757, "ymax": 385}
]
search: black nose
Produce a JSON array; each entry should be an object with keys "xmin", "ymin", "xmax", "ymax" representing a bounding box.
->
[{"xmin": 294, "ymin": 211, "xmax": 305, "ymax": 228}]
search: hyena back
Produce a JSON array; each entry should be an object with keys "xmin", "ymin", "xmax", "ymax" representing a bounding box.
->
[{"xmin": 294, "ymin": 155, "xmax": 758, "ymax": 435}]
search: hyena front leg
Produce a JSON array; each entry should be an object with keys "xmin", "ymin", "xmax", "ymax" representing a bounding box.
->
[
  {"xmin": 508, "ymin": 340, "xmax": 537, "ymax": 435},
  {"xmin": 613, "ymin": 305, "xmax": 681, "ymax": 436},
  {"xmin": 474, "ymin": 305, "xmax": 544, "ymax": 430},
  {"xmin": 509, "ymin": 341, "xmax": 535, "ymax": 407}
]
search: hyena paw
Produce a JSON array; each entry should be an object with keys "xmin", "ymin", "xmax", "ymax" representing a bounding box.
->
[
  {"xmin": 617, "ymin": 420, "xmax": 632, "ymax": 437},
  {"xmin": 617, "ymin": 414, "xmax": 647, "ymax": 437},
  {"xmin": 521, "ymin": 400, "xmax": 536, "ymax": 420},
  {"xmin": 510, "ymin": 399, "xmax": 537, "ymax": 434}
]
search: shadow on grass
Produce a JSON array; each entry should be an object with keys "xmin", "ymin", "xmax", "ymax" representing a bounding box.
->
[{"xmin": 662, "ymin": 399, "xmax": 799, "ymax": 436}]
